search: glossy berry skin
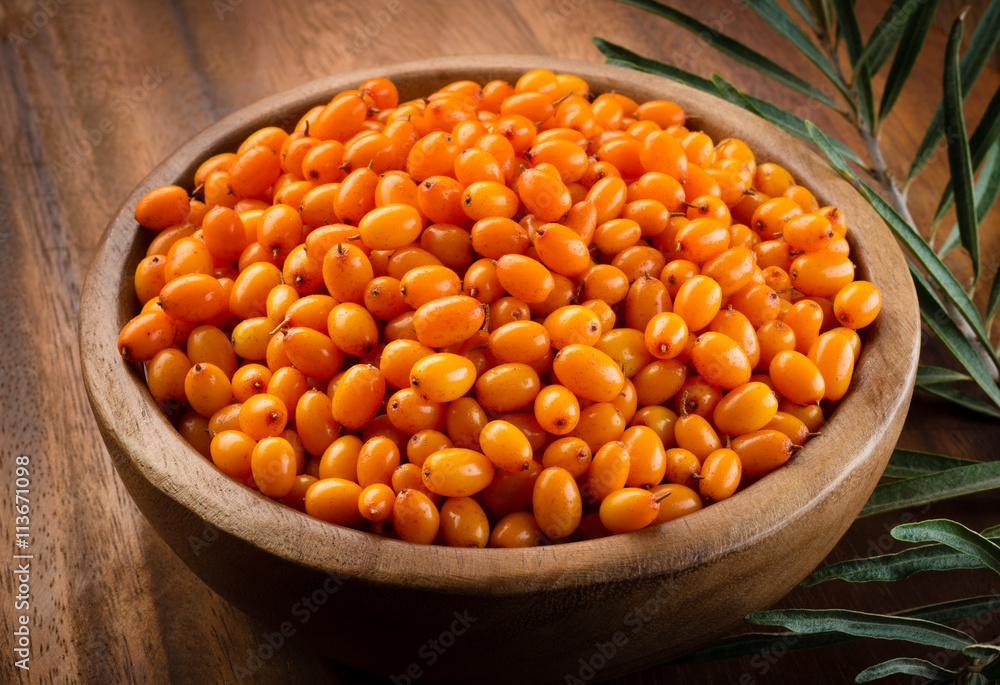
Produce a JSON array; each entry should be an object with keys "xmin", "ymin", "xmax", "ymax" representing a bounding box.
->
[
  {"xmin": 769, "ymin": 350, "xmax": 826, "ymax": 405},
  {"xmin": 731, "ymin": 429, "xmax": 794, "ymax": 478},
  {"xmin": 599, "ymin": 488, "xmax": 661, "ymax": 534},
  {"xmin": 409, "ymin": 353, "xmax": 477, "ymax": 403},
  {"xmin": 305, "ymin": 478, "xmax": 363, "ymax": 527},
  {"xmin": 533, "ymin": 466, "xmax": 582, "ymax": 540},
  {"xmin": 690, "ymin": 332, "xmax": 752, "ymax": 390},
  {"xmin": 833, "ymin": 281, "xmax": 881, "ymax": 329},
  {"xmin": 422, "ymin": 448, "xmax": 495, "ymax": 497},
  {"xmin": 551, "ymin": 344, "xmax": 625, "ymax": 403},
  {"xmin": 712, "ymin": 381, "xmax": 778, "ymax": 436},
  {"xmin": 698, "ymin": 448, "xmax": 742, "ymax": 502},
  {"xmin": 479, "ymin": 420, "xmax": 534, "ymax": 473}
]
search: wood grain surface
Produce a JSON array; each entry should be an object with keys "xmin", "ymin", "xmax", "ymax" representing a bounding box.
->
[{"xmin": 1, "ymin": 1, "xmax": 998, "ymax": 684}]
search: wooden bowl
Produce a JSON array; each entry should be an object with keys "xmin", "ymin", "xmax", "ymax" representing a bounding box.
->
[{"xmin": 80, "ymin": 55, "xmax": 919, "ymax": 684}]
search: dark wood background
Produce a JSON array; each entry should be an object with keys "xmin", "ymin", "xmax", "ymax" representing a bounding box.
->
[{"xmin": 1, "ymin": 0, "xmax": 998, "ymax": 683}]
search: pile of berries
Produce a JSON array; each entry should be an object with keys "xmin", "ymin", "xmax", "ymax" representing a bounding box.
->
[{"xmin": 117, "ymin": 68, "xmax": 882, "ymax": 547}]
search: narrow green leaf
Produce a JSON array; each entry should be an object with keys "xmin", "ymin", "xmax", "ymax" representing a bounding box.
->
[
  {"xmin": 942, "ymin": 15, "xmax": 980, "ymax": 283},
  {"xmin": 739, "ymin": 0, "xmax": 851, "ymax": 105},
  {"xmin": 882, "ymin": 448, "xmax": 978, "ymax": 479},
  {"xmin": 878, "ymin": 0, "xmax": 941, "ymax": 123},
  {"xmin": 941, "ymin": 139, "xmax": 1000, "ymax": 261},
  {"xmin": 808, "ymin": 121, "xmax": 996, "ymax": 364},
  {"xmin": 855, "ymin": 657, "xmax": 957, "ymax": 682},
  {"xmin": 801, "ymin": 530, "xmax": 1000, "ymax": 587},
  {"xmin": 965, "ymin": 644, "xmax": 1000, "ymax": 660},
  {"xmin": 614, "ymin": 0, "xmax": 841, "ymax": 108},
  {"xmin": 911, "ymin": 268, "xmax": 1000, "ymax": 409},
  {"xmin": 673, "ymin": 595, "xmax": 1000, "ymax": 664},
  {"xmin": 787, "ymin": 0, "xmax": 819, "ymax": 31},
  {"xmin": 918, "ymin": 383, "xmax": 1000, "ymax": 420},
  {"xmin": 709, "ymin": 73, "xmax": 752, "ymax": 108},
  {"xmin": 593, "ymin": 38, "xmax": 717, "ymax": 93},
  {"xmin": 832, "ymin": 0, "xmax": 875, "ymax": 129},
  {"xmin": 855, "ymin": 0, "xmax": 923, "ymax": 76},
  {"xmin": 860, "ymin": 460, "xmax": 1000, "ymax": 517},
  {"xmin": 931, "ymin": 84, "xmax": 1000, "ymax": 226},
  {"xmin": 916, "ymin": 365, "xmax": 972, "ymax": 386},
  {"xmin": 893, "ymin": 519, "xmax": 1000, "ymax": 576},
  {"xmin": 907, "ymin": 0, "xmax": 1000, "ymax": 184},
  {"xmin": 746, "ymin": 609, "xmax": 975, "ymax": 650}
]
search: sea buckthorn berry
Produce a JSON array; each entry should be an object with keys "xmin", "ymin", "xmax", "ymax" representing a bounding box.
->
[
  {"xmin": 532, "ymin": 385, "xmax": 581, "ymax": 436},
  {"xmin": 488, "ymin": 321, "xmax": 551, "ymax": 364},
  {"xmin": 690, "ymin": 331, "xmax": 752, "ymax": 390},
  {"xmin": 379, "ymin": 339, "xmax": 434, "ymax": 389},
  {"xmin": 570, "ymin": 403, "xmax": 626, "ymax": 453},
  {"xmin": 412, "ymin": 295, "xmax": 486, "ymax": 348},
  {"xmin": 613, "ymin": 245, "xmax": 667, "ymax": 284},
  {"xmin": 578, "ymin": 264, "xmax": 630, "ymax": 306},
  {"xmin": 388, "ymin": 245, "xmax": 445, "ymax": 281},
  {"xmin": 594, "ymin": 328, "xmax": 651, "ymax": 379},
  {"xmin": 494, "ymin": 254, "xmax": 556, "ymax": 305},
  {"xmin": 728, "ymin": 282, "xmax": 781, "ymax": 329},
  {"xmin": 358, "ymin": 203, "xmax": 424, "ymax": 251},
  {"xmin": 362, "ymin": 277, "xmax": 408, "ymax": 321},
  {"xmin": 359, "ymin": 483, "xmax": 396, "ymax": 522},
  {"xmin": 627, "ymin": 171, "xmax": 685, "ymax": 211},
  {"xmin": 134, "ymin": 255, "xmax": 168, "ymax": 305},
  {"xmin": 789, "ymin": 252, "xmax": 855, "ymax": 297},
  {"xmin": 399, "ymin": 265, "xmax": 463, "ymax": 309},
  {"xmin": 533, "ymin": 223, "xmax": 591, "ymax": 277},
  {"xmin": 702, "ymin": 247, "xmax": 756, "ymax": 297},
  {"xmin": 318, "ymin": 435, "xmax": 362, "ymax": 482},
  {"xmin": 620, "ymin": 425, "xmax": 667, "ymax": 488},
  {"xmin": 327, "ymin": 303, "xmax": 379, "ymax": 357},
  {"xmin": 357, "ymin": 436, "xmax": 402, "ymax": 488},
  {"xmin": 674, "ymin": 414, "xmax": 722, "ymax": 463},
  {"xmin": 708, "ymin": 308, "xmax": 760, "ymax": 369},
  {"xmin": 118, "ymin": 311, "xmax": 177, "ymax": 362},
  {"xmin": 754, "ymin": 162, "xmax": 795, "ymax": 198},
  {"xmin": 552, "ymin": 344, "xmax": 626, "ymax": 403},
  {"xmin": 674, "ymin": 218, "xmax": 730, "ymax": 263},
  {"xmin": 238, "ymin": 393, "xmax": 287, "ymax": 441},
  {"xmin": 306, "ymin": 478, "xmax": 363, "ymax": 526},
  {"xmin": 463, "ymin": 180, "xmax": 519, "ymax": 221},
  {"xmin": 783, "ymin": 214, "xmax": 835, "ymax": 253},
  {"xmin": 731, "ymin": 429, "xmax": 794, "ymax": 478},
  {"xmin": 833, "ymin": 281, "xmax": 881, "ymax": 329},
  {"xmin": 184, "ymin": 362, "xmax": 233, "ymax": 418},
  {"xmin": 624, "ymin": 276, "xmax": 672, "ymax": 332},
  {"xmin": 471, "ymin": 217, "xmax": 530, "ymax": 260},
  {"xmin": 712, "ymin": 381, "xmax": 778, "ymax": 436},
  {"xmin": 474, "ymin": 363, "xmax": 541, "ymax": 413},
  {"xmin": 632, "ymin": 360, "xmax": 686, "ymax": 407},
  {"xmin": 650, "ymin": 483, "xmax": 703, "ymax": 523},
  {"xmin": 295, "ymin": 391, "xmax": 339, "ymax": 457},
  {"xmin": 251, "ymin": 437, "xmax": 297, "ymax": 498},
  {"xmin": 386, "ymin": 388, "xmax": 445, "ymax": 435},
  {"xmin": 674, "ymin": 376, "xmax": 722, "ymax": 420},
  {"xmin": 644, "ymin": 312, "xmax": 689, "ymax": 360},
  {"xmin": 543, "ymin": 306, "xmax": 601, "ymax": 349},
  {"xmin": 178, "ymin": 413, "xmax": 213, "ymax": 459},
  {"xmin": 751, "ymin": 197, "xmax": 802, "ymax": 240},
  {"xmin": 463, "ymin": 258, "xmax": 504, "ymax": 304},
  {"xmin": 672, "ymin": 275, "xmax": 722, "ymax": 332},
  {"xmin": 283, "ymin": 327, "xmax": 343, "ymax": 379},
  {"xmin": 210, "ymin": 430, "xmax": 256, "ymax": 480},
  {"xmin": 659, "ymin": 259, "xmax": 700, "ymax": 299},
  {"xmin": 807, "ymin": 330, "xmax": 856, "ymax": 402},
  {"xmin": 756, "ymin": 319, "xmax": 796, "ymax": 370},
  {"xmin": 770, "ymin": 350, "xmax": 826, "ymax": 405},
  {"xmin": 439, "ymin": 497, "xmax": 489, "ymax": 548},
  {"xmin": 599, "ymin": 488, "xmax": 661, "ymax": 534},
  {"xmin": 533, "ymin": 466, "xmax": 582, "ymax": 539},
  {"xmin": 663, "ymin": 447, "xmax": 701, "ymax": 487},
  {"xmin": 266, "ymin": 367, "xmax": 308, "ymax": 420},
  {"xmin": 332, "ymin": 364, "xmax": 385, "ymax": 430},
  {"xmin": 489, "ymin": 511, "xmax": 542, "ymax": 548},
  {"xmin": 586, "ymin": 176, "xmax": 628, "ymax": 225},
  {"xmin": 135, "ymin": 185, "xmax": 190, "ymax": 229},
  {"xmin": 541, "ymin": 437, "xmax": 591, "ymax": 479},
  {"xmin": 146, "ymin": 348, "xmax": 192, "ymax": 406},
  {"xmin": 422, "ymin": 448, "xmax": 494, "ymax": 497},
  {"xmin": 783, "ymin": 299, "xmax": 824, "ymax": 355},
  {"xmin": 409, "ymin": 353, "xmax": 477, "ymax": 403},
  {"xmin": 479, "ymin": 420, "xmax": 534, "ymax": 473},
  {"xmin": 585, "ymin": 441, "xmax": 630, "ymax": 503},
  {"xmin": 784, "ymin": 184, "xmax": 819, "ymax": 213},
  {"xmin": 765, "ymin": 411, "xmax": 809, "ymax": 446},
  {"xmin": 698, "ymin": 449, "xmax": 742, "ymax": 502}
]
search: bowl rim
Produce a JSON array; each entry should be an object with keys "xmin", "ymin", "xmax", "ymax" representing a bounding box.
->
[{"xmin": 80, "ymin": 54, "xmax": 920, "ymax": 595}]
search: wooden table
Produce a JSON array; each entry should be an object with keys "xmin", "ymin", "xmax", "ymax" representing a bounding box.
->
[{"xmin": 2, "ymin": 1, "xmax": 998, "ymax": 683}]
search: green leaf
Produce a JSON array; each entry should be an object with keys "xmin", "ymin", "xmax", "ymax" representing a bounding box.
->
[
  {"xmin": 877, "ymin": 0, "xmax": 941, "ymax": 124},
  {"xmin": 672, "ymin": 595, "xmax": 1000, "ymax": 664},
  {"xmin": 918, "ymin": 383, "xmax": 1000, "ymax": 420},
  {"xmin": 882, "ymin": 448, "xmax": 978, "ymax": 478},
  {"xmin": 939, "ymin": 138, "xmax": 1000, "ymax": 261},
  {"xmin": 942, "ymin": 15, "xmax": 980, "ymax": 283},
  {"xmin": 739, "ymin": 0, "xmax": 851, "ymax": 105},
  {"xmin": 801, "ymin": 526, "xmax": 1000, "ymax": 586},
  {"xmin": 931, "ymin": 84, "xmax": 1000, "ymax": 227},
  {"xmin": 965, "ymin": 644, "xmax": 1000, "ymax": 661},
  {"xmin": 709, "ymin": 73, "xmax": 752, "ymax": 109},
  {"xmin": 808, "ymin": 121, "xmax": 996, "ymax": 366},
  {"xmin": 911, "ymin": 267, "xmax": 1000, "ymax": 410},
  {"xmin": 746, "ymin": 609, "xmax": 975, "ymax": 650},
  {"xmin": 855, "ymin": 0, "xmax": 923, "ymax": 76},
  {"xmin": 907, "ymin": 0, "xmax": 1000, "ymax": 184},
  {"xmin": 613, "ymin": 0, "xmax": 842, "ymax": 108},
  {"xmin": 860, "ymin": 460, "xmax": 1000, "ymax": 517},
  {"xmin": 892, "ymin": 519, "xmax": 1000, "ymax": 576},
  {"xmin": 832, "ymin": 0, "xmax": 874, "ymax": 129},
  {"xmin": 593, "ymin": 37, "xmax": 717, "ymax": 93},
  {"xmin": 855, "ymin": 657, "xmax": 957, "ymax": 683},
  {"xmin": 916, "ymin": 365, "xmax": 972, "ymax": 386}
]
